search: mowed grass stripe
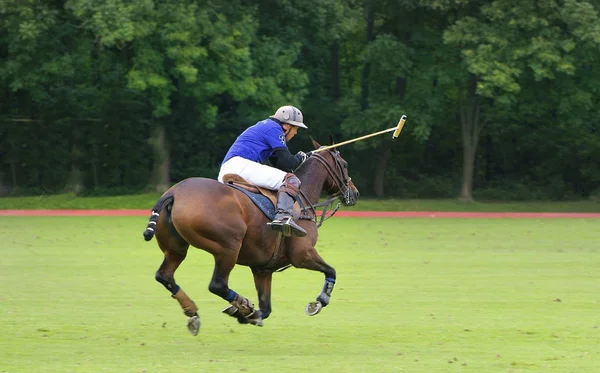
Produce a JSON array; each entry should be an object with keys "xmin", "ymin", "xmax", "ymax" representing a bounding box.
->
[{"xmin": 1, "ymin": 217, "xmax": 599, "ymax": 373}]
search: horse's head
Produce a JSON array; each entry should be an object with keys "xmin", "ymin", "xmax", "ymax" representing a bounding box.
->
[{"xmin": 309, "ymin": 137, "xmax": 360, "ymax": 206}]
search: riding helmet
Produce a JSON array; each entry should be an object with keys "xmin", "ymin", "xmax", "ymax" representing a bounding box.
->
[{"xmin": 270, "ymin": 106, "xmax": 307, "ymax": 129}]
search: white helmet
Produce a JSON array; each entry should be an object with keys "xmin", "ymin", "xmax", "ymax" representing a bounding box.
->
[{"xmin": 270, "ymin": 105, "xmax": 307, "ymax": 129}]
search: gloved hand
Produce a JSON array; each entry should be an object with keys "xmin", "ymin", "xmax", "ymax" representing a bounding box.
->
[{"xmin": 295, "ymin": 151, "xmax": 308, "ymax": 163}]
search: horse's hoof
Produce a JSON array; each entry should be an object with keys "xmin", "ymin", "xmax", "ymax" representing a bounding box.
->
[
  {"xmin": 187, "ymin": 315, "xmax": 200, "ymax": 336},
  {"xmin": 247, "ymin": 311, "xmax": 264, "ymax": 327},
  {"xmin": 250, "ymin": 319, "xmax": 264, "ymax": 327},
  {"xmin": 305, "ymin": 301, "xmax": 323, "ymax": 316}
]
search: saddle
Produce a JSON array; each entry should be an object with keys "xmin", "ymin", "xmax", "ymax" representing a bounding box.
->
[{"xmin": 222, "ymin": 174, "xmax": 301, "ymax": 221}]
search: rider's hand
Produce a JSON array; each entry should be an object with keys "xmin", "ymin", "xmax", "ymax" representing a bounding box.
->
[{"xmin": 295, "ymin": 151, "xmax": 308, "ymax": 163}]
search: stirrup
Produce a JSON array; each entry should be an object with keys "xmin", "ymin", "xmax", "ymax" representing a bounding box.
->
[{"xmin": 267, "ymin": 216, "xmax": 307, "ymax": 237}]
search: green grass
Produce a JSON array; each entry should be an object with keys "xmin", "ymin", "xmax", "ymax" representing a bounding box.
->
[
  {"xmin": 1, "ymin": 216, "xmax": 599, "ymax": 372},
  {"xmin": 0, "ymin": 193, "xmax": 162, "ymax": 210},
  {"xmin": 1, "ymin": 193, "xmax": 600, "ymax": 212}
]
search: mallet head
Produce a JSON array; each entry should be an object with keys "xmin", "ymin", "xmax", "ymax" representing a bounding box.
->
[{"xmin": 392, "ymin": 115, "xmax": 407, "ymax": 139}]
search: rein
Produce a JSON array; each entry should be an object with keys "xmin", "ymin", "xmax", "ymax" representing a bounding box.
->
[{"xmin": 311, "ymin": 196, "xmax": 341, "ymax": 228}]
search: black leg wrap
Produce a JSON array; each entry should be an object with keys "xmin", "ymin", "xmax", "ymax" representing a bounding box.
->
[{"xmin": 317, "ymin": 279, "xmax": 335, "ymax": 306}]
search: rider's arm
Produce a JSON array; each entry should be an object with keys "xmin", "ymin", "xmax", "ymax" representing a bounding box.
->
[{"xmin": 269, "ymin": 147, "xmax": 302, "ymax": 172}]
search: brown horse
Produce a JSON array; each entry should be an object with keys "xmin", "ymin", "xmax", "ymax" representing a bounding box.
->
[{"xmin": 142, "ymin": 139, "xmax": 359, "ymax": 335}]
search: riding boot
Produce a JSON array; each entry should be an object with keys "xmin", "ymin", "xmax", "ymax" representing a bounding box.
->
[{"xmin": 267, "ymin": 191, "xmax": 307, "ymax": 237}]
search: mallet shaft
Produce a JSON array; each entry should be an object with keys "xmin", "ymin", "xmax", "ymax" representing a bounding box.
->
[
  {"xmin": 310, "ymin": 115, "xmax": 407, "ymax": 154},
  {"xmin": 311, "ymin": 128, "xmax": 394, "ymax": 153}
]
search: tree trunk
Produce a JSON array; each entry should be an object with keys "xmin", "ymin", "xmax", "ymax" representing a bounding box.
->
[
  {"xmin": 151, "ymin": 123, "xmax": 170, "ymax": 193},
  {"xmin": 0, "ymin": 171, "xmax": 6, "ymax": 196},
  {"xmin": 460, "ymin": 139, "xmax": 476, "ymax": 201},
  {"xmin": 7, "ymin": 139, "xmax": 17, "ymax": 193},
  {"xmin": 459, "ymin": 75, "xmax": 483, "ymax": 201},
  {"xmin": 373, "ymin": 146, "xmax": 392, "ymax": 197},
  {"xmin": 65, "ymin": 144, "xmax": 83, "ymax": 195},
  {"xmin": 90, "ymin": 143, "xmax": 99, "ymax": 189}
]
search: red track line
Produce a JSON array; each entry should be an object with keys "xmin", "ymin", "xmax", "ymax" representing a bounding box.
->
[
  {"xmin": 335, "ymin": 211, "xmax": 600, "ymax": 218},
  {"xmin": 1, "ymin": 209, "xmax": 600, "ymax": 218}
]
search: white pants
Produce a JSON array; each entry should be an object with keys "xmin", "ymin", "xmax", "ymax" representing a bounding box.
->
[{"xmin": 218, "ymin": 156, "xmax": 287, "ymax": 190}]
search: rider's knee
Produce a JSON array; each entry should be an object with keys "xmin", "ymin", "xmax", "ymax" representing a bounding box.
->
[
  {"xmin": 283, "ymin": 173, "xmax": 300, "ymax": 188},
  {"xmin": 280, "ymin": 173, "xmax": 301, "ymax": 198}
]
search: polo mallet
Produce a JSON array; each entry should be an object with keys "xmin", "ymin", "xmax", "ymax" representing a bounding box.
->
[{"xmin": 306, "ymin": 115, "xmax": 407, "ymax": 156}]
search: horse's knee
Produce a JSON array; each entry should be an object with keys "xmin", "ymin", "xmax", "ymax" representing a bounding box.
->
[
  {"xmin": 208, "ymin": 279, "xmax": 228, "ymax": 299},
  {"xmin": 155, "ymin": 271, "xmax": 180, "ymax": 295}
]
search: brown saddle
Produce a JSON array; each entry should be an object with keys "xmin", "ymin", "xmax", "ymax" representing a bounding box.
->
[{"xmin": 222, "ymin": 174, "xmax": 301, "ymax": 219}]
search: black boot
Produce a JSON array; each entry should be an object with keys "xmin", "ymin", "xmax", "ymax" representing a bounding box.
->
[{"xmin": 267, "ymin": 191, "xmax": 307, "ymax": 237}]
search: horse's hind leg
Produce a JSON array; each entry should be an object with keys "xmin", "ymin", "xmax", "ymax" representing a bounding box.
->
[
  {"xmin": 154, "ymin": 225, "xmax": 200, "ymax": 335},
  {"xmin": 289, "ymin": 246, "xmax": 336, "ymax": 316}
]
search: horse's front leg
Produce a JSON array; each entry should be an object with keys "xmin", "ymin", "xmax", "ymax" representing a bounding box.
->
[
  {"xmin": 209, "ymin": 254, "xmax": 263, "ymax": 327},
  {"xmin": 251, "ymin": 268, "xmax": 273, "ymax": 320},
  {"xmin": 289, "ymin": 245, "xmax": 336, "ymax": 316}
]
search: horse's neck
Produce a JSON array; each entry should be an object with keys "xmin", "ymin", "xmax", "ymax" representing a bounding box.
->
[{"xmin": 296, "ymin": 160, "xmax": 327, "ymax": 204}]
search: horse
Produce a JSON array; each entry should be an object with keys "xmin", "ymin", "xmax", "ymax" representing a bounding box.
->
[{"xmin": 141, "ymin": 138, "xmax": 360, "ymax": 335}]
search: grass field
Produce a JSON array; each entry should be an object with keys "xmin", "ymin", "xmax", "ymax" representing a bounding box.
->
[
  {"xmin": 1, "ymin": 216, "xmax": 599, "ymax": 373},
  {"xmin": 1, "ymin": 193, "xmax": 600, "ymax": 212}
]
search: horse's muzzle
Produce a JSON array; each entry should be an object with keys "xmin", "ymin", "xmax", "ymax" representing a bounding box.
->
[{"xmin": 343, "ymin": 186, "xmax": 360, "ymax": 206}]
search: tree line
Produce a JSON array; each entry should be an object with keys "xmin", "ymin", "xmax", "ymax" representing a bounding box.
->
[{"xmin": 1, "ymin": 0, "xmax": 599, "ymax": 200}]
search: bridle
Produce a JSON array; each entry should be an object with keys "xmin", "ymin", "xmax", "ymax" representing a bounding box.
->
[
  {"xmin": 296, "ymin": 150, "xmax": 354, "ymax": 227},
  {"xmin": 311, "ymin": 150, "xmax": 353, "ymax": 205}
]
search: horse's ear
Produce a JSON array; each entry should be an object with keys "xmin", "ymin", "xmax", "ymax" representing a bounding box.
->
[
  {"xmin": 328, "ymin": 134, "xmax": 336, "ymax": 149},
  {"xmin": 310, "ymin": 137, "xmax": 321, "ymax": 150}
]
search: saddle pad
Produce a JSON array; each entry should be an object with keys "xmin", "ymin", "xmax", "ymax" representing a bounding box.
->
[{"xmin": 226, "ymin": 183, "xmax": 276, "ymax": 220}]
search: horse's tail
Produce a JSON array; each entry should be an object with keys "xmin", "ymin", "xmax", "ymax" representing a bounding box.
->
[{"xmin": 142, "ymin": 190, "xmax": 175, "ymax": 242}]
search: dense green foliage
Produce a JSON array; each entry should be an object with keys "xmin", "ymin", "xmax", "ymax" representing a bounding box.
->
[
  {"xmin": 1, "ymin": 0, "xmax": 599, "ymax": 200},
  {"xmin": 2, "ymin": 216, "xmax": 599, "ymax": 372}
]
